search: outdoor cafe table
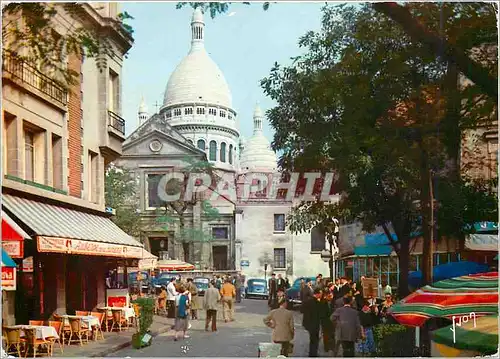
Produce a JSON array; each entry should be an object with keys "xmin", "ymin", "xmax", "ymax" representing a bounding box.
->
[
  {"xmin": 7, "ymin": 325, "xmax": 59, "ymax": 340},
  {"xmin": 61, "ymin": 315, "xmax": 100, "ymax": 328},
  {"xmin": 97, "ymin": 306, "xmax": 136, "ymax": 319}
]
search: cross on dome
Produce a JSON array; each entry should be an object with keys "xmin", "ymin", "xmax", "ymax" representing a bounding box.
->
[{"xmin": 191, "ymin": 8, "xmax": 205, "ymax": 52}]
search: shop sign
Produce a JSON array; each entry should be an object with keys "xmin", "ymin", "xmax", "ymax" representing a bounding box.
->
[
  {"xmin": 22, "ymin": 257, "xmax": 33, "ymax": 272},
  {"xmin": 37, "ymin": 236, "xmax": 143, "ymax": 258},
  {"xmin": 2, "ymin": 240, "xmax": 23, "ymax": 258},
  {"xmin": 2, "ymin": 267, "xmax": 16, "ymax": 290}
]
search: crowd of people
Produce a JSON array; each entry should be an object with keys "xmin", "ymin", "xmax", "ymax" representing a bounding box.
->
[
  {"xmin": 264, "ymin": 274, "xmax": 396, "ymax": 357},
  {"xmin": 155, "ymin": 275, "xmax": 240, "ymax": 341}
]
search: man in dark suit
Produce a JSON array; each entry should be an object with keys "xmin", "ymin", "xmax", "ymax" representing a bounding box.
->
[
  {"xmin": 331, "ymin": 296, "xmax": 364, "ymax": 357},
  {"xmin": 268, "ymin": 273, "xmax": 278, "ymax": 309},
  {"xmin": 302, "ymin": 288, "xmax": 330, "ymax": 357},
  {"xmin": 277, "ymin": 274, "xmax": 286, "ymax": 292}
]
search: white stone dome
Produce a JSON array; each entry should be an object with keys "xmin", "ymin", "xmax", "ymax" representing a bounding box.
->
[
  {"xmin": 162, "ymin": 9, "xmax": 232, "ymax": 109},
  {"xmin": 239, "ymin": 104, "xmax": 277, "ymax": 172}
]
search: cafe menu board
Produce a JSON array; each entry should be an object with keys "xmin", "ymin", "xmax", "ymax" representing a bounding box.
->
[
  {"xmin": 361, "ymin": 277, "xmax": 378, "ymax": 298},
  {"xmin": 106, "ymin": 288, "xmax": 129, "ymax": 307}
]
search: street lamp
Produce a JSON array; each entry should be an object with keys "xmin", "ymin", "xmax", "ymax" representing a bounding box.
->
[{"xmin": 322, "ymin": 217, "xmax": 340, "ymax": 281}]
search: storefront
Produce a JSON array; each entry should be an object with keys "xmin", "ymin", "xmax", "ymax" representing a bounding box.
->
[
  {"xmin": 2, "ymin": 194, "xmax": 144, "ymax": 323},
  {"xmin": 2, "ymin": 248, "xmax": 17, "ymax": 325}
]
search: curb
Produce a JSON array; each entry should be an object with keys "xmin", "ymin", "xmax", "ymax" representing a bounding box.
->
[{"xmin": 89, "ymin": 325, "xmax": 172, "ymax": 357}]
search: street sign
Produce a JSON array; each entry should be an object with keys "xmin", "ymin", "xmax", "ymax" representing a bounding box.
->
[{"xmin": 241, "ymin": 260, "xmax": 250, "ymax": 267}]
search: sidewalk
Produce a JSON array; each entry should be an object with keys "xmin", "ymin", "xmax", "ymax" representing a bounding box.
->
[{"xmin": 52, "ymin": 315, "xmax": 173, "ymax": 357}]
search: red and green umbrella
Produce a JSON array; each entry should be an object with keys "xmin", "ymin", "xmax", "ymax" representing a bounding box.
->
[{"xmin": 389, "ymin": 272, "xmax": 498, "ymax": 327}]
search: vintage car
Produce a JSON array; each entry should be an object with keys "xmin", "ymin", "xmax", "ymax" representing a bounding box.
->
[
  {"xmin": 193, "ymin": 277, "xmax": 210, "ymax": 296},
  {"xmin": 128, "ymin": 271, "xmax": 152, "ymax": 293},
  {"xmin": 245, "ymin": 278, "xmax": 268, "ymax": 299},
  {"xmin": 286, "ymin": 276, "xmax": 317, "ymax": 308}
]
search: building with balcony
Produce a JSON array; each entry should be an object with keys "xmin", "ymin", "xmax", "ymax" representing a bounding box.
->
[{"xmin": 1, "ymin": 3, "xmax": 143, "ymax": 325}]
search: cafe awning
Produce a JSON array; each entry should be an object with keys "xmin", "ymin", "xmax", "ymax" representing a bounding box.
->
[
  {"xmin": 2, "ymin": 194, "xmax": 143, "ymax": 259},
  {"xmin": 465, "ymin": 234, "xmax": 498, "ymax": 251},
  {"xmin": 2, "ymin": 211, "xmax": 30, "ymax": 258}
]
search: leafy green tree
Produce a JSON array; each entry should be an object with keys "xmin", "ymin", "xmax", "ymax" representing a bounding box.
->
[
  {"xmin": 155, "ymin": 156, "xmax": 221, "ymax": 264},
  {"xmin": 105, "ymin": 164, "xmax": 143, "ymax": 239},
  {"xmin": 2, "ymin": 3, "xmax": 134, "ymax": 87},
  {"xmin": 260, "ymin": 3, "xmax": 497, "ymax": 295}
]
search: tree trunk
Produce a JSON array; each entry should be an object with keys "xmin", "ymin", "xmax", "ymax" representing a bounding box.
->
[
  {"xmin": 421, "ymin": 165, "xmax": 434, "ymax": 286},
  {"xmin": 178, "ymin": 215, "xmax": 190, "ymax": 263}
]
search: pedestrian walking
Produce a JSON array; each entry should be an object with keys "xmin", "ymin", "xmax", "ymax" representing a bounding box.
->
[
  {"xmin": 331, "ymin": 296, "xmax": 365, "ymax": 357},
  {"xmin": 263, "ymin": 297, "xmax": 295, "ymax": 357},
  {"xmin": 302, "ymin": 288, "xmax": 330, "ymax": 357},
  {"xmin": 204, "ymin": 280, "xmax": 221, "ymax": 332},
  {"xmin": 186, "ymin": 278, "xmax": 199, "ymax": 320},
  {"xmin": 300, "ymin": 279, "xmax": 314, "ymax": 312},
  {"xmin": 268, "ymin": 273, "xmax": 278, "ymax": 309},
  {"xmin": 157, "ymin": 286, "xmax": 167, "ymax": 315},
  {"xmin": 166, "ymin": 278, "xmax": 178, "ymax": 318},
  {"xmin": 356, "ymin": 299, "xmax": 379, "ymax": 356},
  {"xmin": 220, "ymin": 278, "xmax": 236, "ymax": 322},
  {"xmin": 174, "ymin": 286, "xmax": 191, "ymax": 341}
]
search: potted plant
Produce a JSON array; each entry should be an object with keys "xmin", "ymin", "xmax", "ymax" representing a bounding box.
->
[{"xmin": 131, "ymin": 297, "xmax": 155, "ymax": 349}]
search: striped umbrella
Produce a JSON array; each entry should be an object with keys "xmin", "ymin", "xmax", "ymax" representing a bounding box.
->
[
  {"xmin": 156, "ymin": 259, "xmax": 195, "ymax": 271},
  {"xmin": 431, "ymin": 315, "xmax": 498, "ymax": 356},
  {"xmin": 389, "ymin": 272, "xmax": 498, "ymax": 327}
]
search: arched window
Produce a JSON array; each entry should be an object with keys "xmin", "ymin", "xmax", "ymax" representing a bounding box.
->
[
  {"xmin": 197, "ymin": 139, "xmax": 205, "ymax": 151},
  {"xmin": 220, "ymin": 142, "xmax": 227, "ymax": 162},
  {"xmin": 209, "ymin": 141, "xmax": 217, "ymax": 161},
  {"xmin": 229, "ymin": 145, "xmax": 233, "ymax": 164}
]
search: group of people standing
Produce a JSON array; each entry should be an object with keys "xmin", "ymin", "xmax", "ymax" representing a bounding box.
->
[
  {"xmin": 263, "ymin": 274, "xmax": 396, "ymax": 357},
  {"xmin": 302, "ymin": 275, "xmax": 395, "ymax": 357},
  {"xmin": 267, "ymin": 273, "xmax": 291, "ymax": 309},
  {"xmin": 157, "ymin": 276, "xmax": 239, "ymax": 341}
]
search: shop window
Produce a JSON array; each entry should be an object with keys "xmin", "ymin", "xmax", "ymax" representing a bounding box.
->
[
  {"xmin": 359, "ymin": 258, "xmax": 367, "ymax": 277},
  {"xmin": 220, "ymin": 142, "xmax": 226, "ymax": 162},
  {"xmin": 409, "ymin": 255, "xmax": 418, "ymax": 272},
  {"xmin": 388, "ymin": 256, "xmax": 398, "ymax": 287},
  {"xmin": 229, "ymin": 145, "xmax": 233, "ymax": 164},
  {"xmin": 185, "ymin": 107, "xmax": 193, "ymax": 115},
  {"xmin": 439, "ymin": 253, "xmax": 449, "ymax": 265},
  {"xmin": 273, "ymin": 248, "xmax": 286, "ymax": 269},
  {"xmin": 197, "ymin": 107, "xmax": 205, "ymax": 115},
  {"xmin": 197, "ymin": 139, "xmax": 206, "ymax": 151},
  {"xmin": 380, "ymin": 257, "xmax": 389, "ymax": 278},
  {"xmin": 209, "ymin": 141, "xmax": 217, "ymax": 161},
  {"xmin": 274, "ymin": 214, "xmax": 285, "ymax": 232}
]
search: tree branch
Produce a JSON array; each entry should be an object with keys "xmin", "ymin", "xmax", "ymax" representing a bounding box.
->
[{"xmin": 372, "ymin": 2, "xmax": 497, "ymax": 99}]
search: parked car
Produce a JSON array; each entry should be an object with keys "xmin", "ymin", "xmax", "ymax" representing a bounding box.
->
[
  {"xmin": 286, "ymin": 276, "xmax": 316, "ymax": 308},
  {"xmin": 193, "ymin": 277, "xmax": 210, "ymax": 296},
  {"xmin": 151, "ymin": 273, "xmax": 176, "ymax": 294},
  {"xmin": 245, "ymin": 278, "xmax": 268, "ymax": 299},
  {"xmin": 128, "ymin": 271, "xmax": 152, "ymax": 293}
]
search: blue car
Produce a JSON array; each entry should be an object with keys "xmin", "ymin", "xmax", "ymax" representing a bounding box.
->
[
  {"xmin": 193, "ymin": 277, "xmax": 210, "ymax": 296},
  {"xmin": 245, "ymin": 278, "xmax": 268, "ymax": 299},
  {"xmin": 286, "ymin": 277, "xmax": 316, "ymax": 308},
  {"xmin": 152, "ymin": 273, "xmax": 176, "ymax": 294}
]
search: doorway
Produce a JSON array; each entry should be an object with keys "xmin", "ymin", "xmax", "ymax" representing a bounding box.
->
[{"xmin": 212, "ymin": 246, "xmax": 228, "ymax": 270}]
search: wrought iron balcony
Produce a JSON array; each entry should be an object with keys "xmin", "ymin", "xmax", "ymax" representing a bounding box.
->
[
  {"xmin": 2, "ymin": 53, "xmax": 68, "ymax": 106},
  {"xmin": 108, "ymin": 110, "xmax": 125, "ymax": 135}
]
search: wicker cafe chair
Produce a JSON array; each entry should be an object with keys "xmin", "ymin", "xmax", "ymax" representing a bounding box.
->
[
  {"xmin": 67, "ymin": 318, "xmax": 90, "ymax": 346},
  {"xmin": 3, "ymin": 327, "xmax": 25, "ymax": 357},
  {"xmin": 52, "ymin": 314, "xmax": 71, "ymax": 345},
  {"xmin": 29, "ymin": 320, "xmax": 45, "ymax": 326},
  {"xmin": 47, "ymin": 321, "xmax": 64, "ymax": 355},
  {"xmin": 23, "ymin": 328, "xmax": 52, "ymax": 358},
  {"xmin": 75, "ymin": 311, "xmax": 89, "ymax": 317},
  {"xmin": 110, "ymin": 309, "xmax": 128, "ymax": 332},
  {"xmin": 89, "ymin": 312, "xmax": 105, "ymax": 340}
]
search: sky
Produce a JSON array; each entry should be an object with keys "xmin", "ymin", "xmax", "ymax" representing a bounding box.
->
[{"xmin": 121, "ymin": 2, "xmax": 326, "ymax": 141}]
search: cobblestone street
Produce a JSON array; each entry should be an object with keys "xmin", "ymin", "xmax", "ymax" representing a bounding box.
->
[{"xmin": 108, "ymin": 299, "xmax": 325, "ymax": 357}]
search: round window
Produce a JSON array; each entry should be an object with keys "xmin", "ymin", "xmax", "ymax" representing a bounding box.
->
[{"xmin": 149, "ymin": 140, "xmax": 162, "ymax": 152}]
